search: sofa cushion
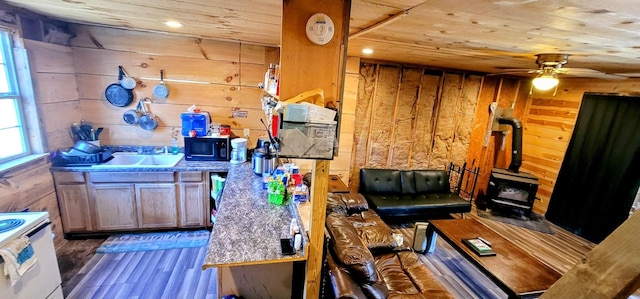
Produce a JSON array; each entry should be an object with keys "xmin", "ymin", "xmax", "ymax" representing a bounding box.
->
[
  {"xmin": 326, "ymin": 213, "xmax": 379, "ymax": 283},
  {"xmin": 347, "ymin": 210, "xmax": 396, "ymax": 251},
  {"xmin": 397, "ymin": 251, "xmax": 455, "ymax": 299},
  {"xmin": 327, "ymin": 193, "xmax": 348, "ymax": 215},
  {"xmin": 375, "ymin": 253, "xmax": 420, "ymax": 295},
  {"xmin": 414, "ymin": 170, "xmax": 451, "ymax": 194},
  {"xmin": 365, "ymin": 194, "xmax": 471, "ymax": 218},
  {"xmin": 341, "ymin": 193, "xmax": 369, "ymax": 213},
  {"xmin": 326, "ymin": 253, "xmax": 367, "ymax": 299},
  {"xmin": 400, "ymin": 171, "xmax": 417, "ymax": 195},
  {"xmin": 360, "ymin": 169, "xmax": 402, "ymax": 194}
]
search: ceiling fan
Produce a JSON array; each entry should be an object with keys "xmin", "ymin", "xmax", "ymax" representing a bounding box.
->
[{"xmin": 493, "ymin": 53, "xmax": 628, "ymax": 94}]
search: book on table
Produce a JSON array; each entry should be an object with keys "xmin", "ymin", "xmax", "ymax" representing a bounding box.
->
[{"xmin": 462, "ymin": 238, "xmax": 496, "ymax": 256}]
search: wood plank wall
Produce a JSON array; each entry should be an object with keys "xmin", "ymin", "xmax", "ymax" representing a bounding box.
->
[
  {"xmin": 68, "ymin": 25, "xmax": 279, "ymax": 148},
  {"xmin": 0, "ymin": 39, "xmax": 76, "ymax": 248},
  {"xmin": 520, "ymin": 79, "xmax": 640, "ymax": 214}
]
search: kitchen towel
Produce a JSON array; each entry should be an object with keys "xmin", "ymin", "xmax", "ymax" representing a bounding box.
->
[{"xmin": 0, "ymin": 236, "xmax": 38, "ymax": 286}]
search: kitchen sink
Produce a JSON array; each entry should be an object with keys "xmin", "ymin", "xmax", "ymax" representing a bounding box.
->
[{"xmin": 93, "ymin": 152, "xmax": 184, "ymax": 168}]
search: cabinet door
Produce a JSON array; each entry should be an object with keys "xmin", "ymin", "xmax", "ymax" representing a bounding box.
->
[
  {"xmin": 180, "ymin": 182, "xmax": 206, "ymax": 227},
  {"xmin": 136, "ymin": 183, "xmax": 178, "ymax": 228},
  {"xmin": 92, "ymin": 184, "xmax": 137, "ymax": 230},
  {"xmin": 56, "ymin": 184, "xmax": 92, "ymax": 232}
]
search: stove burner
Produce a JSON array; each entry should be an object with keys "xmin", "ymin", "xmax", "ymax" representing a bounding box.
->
[{"xmin": 0, "ymin": 219, "xmax": 25, "ymax": 233}]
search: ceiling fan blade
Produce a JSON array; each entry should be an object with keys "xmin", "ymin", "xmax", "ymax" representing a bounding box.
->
[
  {"xmin": 558, "ymin": 68, "xmax": 628, "ymax": 80},
  {"xmin": 487, "ymin": 69, "xmax": 537, "ymax": 76}
]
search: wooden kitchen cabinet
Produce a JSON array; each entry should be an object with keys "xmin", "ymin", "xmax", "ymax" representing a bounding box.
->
[
  {"xmin": 54, "ymin": 170, "xmax": 209, "ymax": 234},
  {"xmin": 180, "ymin": 182, "xmax": 206, "ymax": 227},
  {"xmin": 178, "ymin": 172, "xmax": 207, "ymax": 227},
  {"xmin": 91, "ymin": 184, "xmax": 137, "ymax": 230},
  {"xmin": 53, "ymin": 172, "xmax": 93, "ymax": 233},
  {"xmin": 136, "ymin": 183, "xmax": 178, "ymax": 228}
]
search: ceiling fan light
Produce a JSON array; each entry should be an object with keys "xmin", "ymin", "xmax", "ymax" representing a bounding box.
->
[{"xmin": 532, "ymin": 73, "xmax": 559, "ymax": 90}]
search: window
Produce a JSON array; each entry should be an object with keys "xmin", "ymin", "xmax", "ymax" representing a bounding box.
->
[{"xmin": 0, "ymin": 30, "xmax": 29, "ymax": 163}]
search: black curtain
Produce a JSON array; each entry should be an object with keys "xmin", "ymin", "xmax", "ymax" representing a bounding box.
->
[{"xmin": 546, "ymin": 94, "xmax": 640, "ymax": 243}]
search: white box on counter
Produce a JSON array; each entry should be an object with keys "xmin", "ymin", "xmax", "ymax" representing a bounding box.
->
[{"xmin": 283, "ymin": 102, "xmax": 336, "ymax": 123}]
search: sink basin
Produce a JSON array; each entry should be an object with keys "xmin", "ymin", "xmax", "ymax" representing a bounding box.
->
[
  {"xmin": 138, "ymin": 154, "xmax": 184, "ymax": 166},
  {"xmin": 94, "ymin": 153, "xmax": 184, "ymax": 168}
]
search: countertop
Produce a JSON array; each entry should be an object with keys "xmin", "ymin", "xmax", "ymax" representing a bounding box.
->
[
  {"xmin": 202, "ymin": 162, "xmax": 307, "ymax": 268},
  {"xmin": 51, "ymin": 158, "xmax": 231, "ymax": 172}
]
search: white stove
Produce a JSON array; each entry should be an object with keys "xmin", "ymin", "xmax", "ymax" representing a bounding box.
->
[
  {"xmin": 0, "ymin": 212, "xmax": 48, "ymax": 247},
  {"xmin": 0, "ymin": 212, "xmax": 63, "ymax": 299}
]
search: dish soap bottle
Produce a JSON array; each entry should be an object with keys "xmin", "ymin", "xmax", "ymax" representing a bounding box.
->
[{"xmin": 171, "ymin": 137, "xmax": 179, "ymax": 155}]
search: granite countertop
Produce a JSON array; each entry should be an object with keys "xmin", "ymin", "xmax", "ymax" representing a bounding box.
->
[
  {"xmin": 51, "ymin": 157, "xmax": 231, "ymax": 172},
  {"xmin": 202, "ymin": 162, "xmax": 308, "ymax": 268}
]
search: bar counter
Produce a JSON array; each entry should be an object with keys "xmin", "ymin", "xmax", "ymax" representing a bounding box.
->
[{"xmin": 202, "ymin": 162, "xmax": 307, "ymax": 267}]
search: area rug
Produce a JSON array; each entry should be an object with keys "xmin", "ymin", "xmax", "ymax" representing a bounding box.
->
[
  {"xmin": 476, "ymin": 209, "xmax": 554, "ymax": 234},
  {"xmin": 96, "ymin": 230, "xmax": 210, "ymax": 253}
]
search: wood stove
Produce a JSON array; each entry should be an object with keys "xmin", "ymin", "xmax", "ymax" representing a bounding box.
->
[{"xmin": 486, "ymin": 116, "xmax": 539, "ymax": 215}]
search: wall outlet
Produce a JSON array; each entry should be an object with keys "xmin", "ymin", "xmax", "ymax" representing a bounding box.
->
[{"xmin": 243, "ymin": 128, "xmax": 250, "ymax": 138}]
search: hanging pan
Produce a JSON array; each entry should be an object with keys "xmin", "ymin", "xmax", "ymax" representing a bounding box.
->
[
  {"xmin": 123, "ymin": 100, "xmax": 142, "ymax": 125},
  {"xmin": 105, "ymin": 66, "xmax": 133, "ymax": 107},
  {"xmin": 153, "ymin": 70, "xmax": 170, "ymax": 100},
  {"xmin": 138, "ymin": 98, "xmax": 159, "ymax": 131},
  {"xmin": 120, "ymin": 66, "xmax": 137, "ymax": 89}
]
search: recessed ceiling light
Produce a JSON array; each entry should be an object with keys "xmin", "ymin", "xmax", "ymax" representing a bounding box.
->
[
  {"xmin": 362, "ymin": 48, "xmax": 374, "ymax": 54},
  {"xmin": 164, "ymin": 21, "xmax": 183, "ymax": 28}
]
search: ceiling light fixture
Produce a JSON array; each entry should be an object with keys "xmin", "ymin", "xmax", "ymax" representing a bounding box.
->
[
  {"xmin": 532, "ymin": 68, "xmax": 559, "ymax": 90},
  {"xmin": 164, "ymin": 21, "xmax": 183, "ymax": 28},
  {"xmin": 362, "ymin": 48, "xmax": 373, "ymax": 54}
]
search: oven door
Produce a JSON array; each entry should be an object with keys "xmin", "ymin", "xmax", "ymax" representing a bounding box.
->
[{"xmin": 0, "ymin": 221, "xmax": 62, "ymax": 299}]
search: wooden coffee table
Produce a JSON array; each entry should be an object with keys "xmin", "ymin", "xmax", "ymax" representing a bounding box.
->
[{"xmin": 426, "ymin": 218, "xmax": 561, "ymax": 299}]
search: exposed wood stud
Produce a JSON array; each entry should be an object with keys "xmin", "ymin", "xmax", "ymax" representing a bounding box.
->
[
  {"xmin": 386, "ymin": 66, "xmax": 403, "ymax": 167},
  {"xmin": 407, "ymin": 70, "xmax": 425, "ymax": 168},
  {"xmin": 427, "ymin": 73, "xmax": 446, "ymax": 168},
  {"xmin": 364, "ymin": 64, "xmax": 381, "ymax": 168}
]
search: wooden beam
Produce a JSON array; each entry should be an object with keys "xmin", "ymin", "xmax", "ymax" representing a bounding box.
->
[
  {"xmin": 540, "ymin": 211, "xmax": 640, "ymax": 299},
  {"xmin": 280, "ymin": 0, "xmax": 350, "ymax": 297},
  {"xmin": 349, "ymin": 10, "xmax": 408, "ymax": 40}
]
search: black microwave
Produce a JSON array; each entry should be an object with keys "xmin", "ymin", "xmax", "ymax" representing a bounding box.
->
[{"xmin": 184, "ymin": 136, "xmax": 230, "ymax": 161}]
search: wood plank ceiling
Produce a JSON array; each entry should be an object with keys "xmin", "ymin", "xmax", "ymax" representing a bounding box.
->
[{"xmin": 4, "ymin": 0, "xmax": 640, "ymax": 77}]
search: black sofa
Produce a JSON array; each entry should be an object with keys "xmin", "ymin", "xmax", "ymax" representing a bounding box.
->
[{"xmin": 359, "ymin": 168, "xmax": 471, "ymax": 221}]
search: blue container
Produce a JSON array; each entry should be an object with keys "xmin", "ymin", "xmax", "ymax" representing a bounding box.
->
[{"xmin": 181, "ymin": 112, "xmax": 210, "ymax": 137}]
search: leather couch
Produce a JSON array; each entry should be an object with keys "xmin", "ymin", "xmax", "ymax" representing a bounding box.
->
[
  {"xmin": 324, "ymin": 193, "xmax": 454, "ymax": 299},
  {"xmin": 359, "ymin": 168, "xmax": 471, "ymax": 221}
]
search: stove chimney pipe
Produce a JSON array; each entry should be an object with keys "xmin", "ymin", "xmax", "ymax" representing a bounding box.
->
[{"xmin": 498, "ymin": 116, "xmax": 522, "ymax": 173}]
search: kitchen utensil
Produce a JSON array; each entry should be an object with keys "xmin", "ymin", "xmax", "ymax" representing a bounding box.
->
[
  {"xmin": 94, "ymin": 127, "xmax": 104, "ymax": 140},
  {"xmin": 260, "ymin": 118, "xmax": 280, "ymax": 151},
  {"xmin": 230, "ymin": 138, "xmax": 247, "ymax": 164},
  {"xmin": 252, "ymin": 144, "xmax": 276, "ymax": 176},
  {"xmin": 138, "ymin": 99, "xmax": 159, "ymax": 130},
  {"xmin": 153, "ymin": 70, "xmax": 170, "ymax": 99},
  {"xmin": 120, "ymin": 66, "xmax": 137, "ymax": 90},
  {"xmin": 105, "ymin": 67, "xmax": 134, "ymax": 107},
  {"xmin": 73, "ymin": 140, "xmax": 102, "ymax": 154},
  {"xmin": 123, "ymin": 100, "xmax": 142, "ymax": 125}
]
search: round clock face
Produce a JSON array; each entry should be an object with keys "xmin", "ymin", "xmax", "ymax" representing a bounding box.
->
[{"xmin": 306, "ymin": 13, "xmax": 335, "ymax": 45}]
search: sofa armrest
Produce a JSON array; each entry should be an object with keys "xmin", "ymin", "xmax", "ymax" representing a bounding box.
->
[{"xmin": 327, "ymin": 253, "xmax": 367, "ymax": 299}]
